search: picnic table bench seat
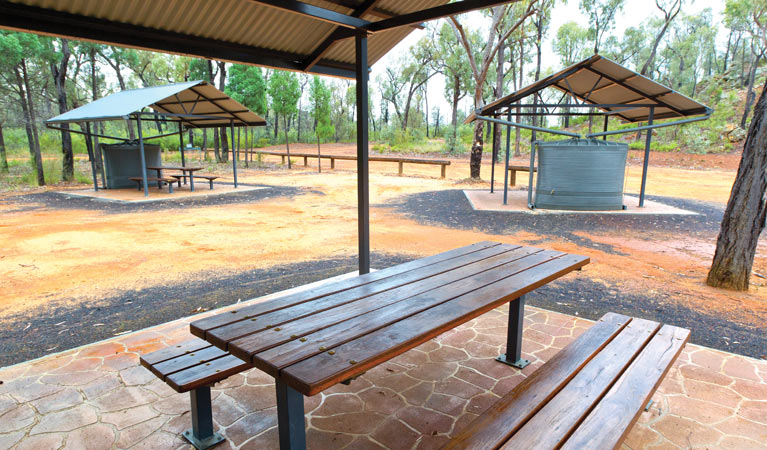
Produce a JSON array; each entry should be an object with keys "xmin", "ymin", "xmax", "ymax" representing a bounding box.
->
[
  {"xmin": 507, "ymin": 165, "xmax": 537, "ymax": 187},
  {"xmin": 140, "ymin": 336, "xmax": 250, "ymax": 449},
  {"xmin": 129, "ymin": 176, "xmax": 177, "ymax": 193},
  {"xmin": 170, "ymin": 174, "xmax": 219, "ymax": 190},
  {"xmin": 443, "ymin": 312, "xmax": 689, "ymax": 450}
]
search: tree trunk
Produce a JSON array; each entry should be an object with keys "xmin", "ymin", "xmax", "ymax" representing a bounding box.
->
[
  {"xmin": 89, "ymin": 50, "xmax": 105, "ymax": 184},
  {"xmin": 741, "ymin": 53, "xmax": 761, "ymax": 129},
  {"xmin": 515, "ymin": 40, "xmax": 524, "ymax": 158},
  {"xmin": 18, "ymin": 63, "xmax": 44, "ymax": 186},
  {"xmin": 52, "ymin": 39, "xmax": 73, "ymax": 181},
  {"xmin": 493, "ymin": 42, "xmax": 505, "ymax": 157},
  {"xmin": 450, "ymin": 75, "xmax": 460, "ymax": 153},
  {"xmin": 317, "ymin": 136, "xmax": 322, "ymax": 173},
  {"xmin": 707, "ymin": 81, "xmax": 767, "ymax": 291},
  {"xmin": 202, "ymin": 129, "xmax": 208, "ymax": 160},
  {"xmin": 220, "ymin": 126, "xmax": 229, "ymax": 162},
  {"xmin": 213, "ymin": 128, "xmax": 221, "ymax": 162},
  {"xmin": 424, "ymin": 81, "xmax": 430, "ymax": 138},
  {"xmin": 0, "ymin": 122, "xmax": 8, "ymax": 173},
  {"xmin": 469, "ymin": 121, "xmax": 484, "ymax": 179},
  {"xmin": 723, "ymin": 29, "xmax": 733, "ymax": 73}
]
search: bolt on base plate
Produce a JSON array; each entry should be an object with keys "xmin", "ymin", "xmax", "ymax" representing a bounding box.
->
[
  {"xmin": 182, "ymin": 429, "xmax": 225, "ymax": 450},
  {"xmin": 496, "ymin": 353, "xmax": 530, "ymax": 369}
]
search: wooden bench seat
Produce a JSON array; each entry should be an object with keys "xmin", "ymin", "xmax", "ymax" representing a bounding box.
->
[
  {"xmin": 170, "ymin": 174, "xmax": 219, "ymax": 190},
  {"xmin": 507, "ymin": 165, "xmax": 537, "ymax": 187},
  {"xmin": 140, "ymin": 336, "xmax": 250, "ymax": 449},
  {"xmin": 129, "ymin": 176, "xmax": 177, "ymax": 193},
  {"xmin": 444, "ymin": 312, "xmax": 689, "ymax": 450}
]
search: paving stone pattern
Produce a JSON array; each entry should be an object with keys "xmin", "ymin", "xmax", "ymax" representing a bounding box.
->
[{"xmin": 0, "ymin": 295, "xmax": 765, "ymax": 449}]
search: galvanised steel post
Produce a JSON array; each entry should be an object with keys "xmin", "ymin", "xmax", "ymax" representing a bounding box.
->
[
  {"xmin": 231, "ymin": 120, "xmax": 238, "ymax": 188},
  {"xmin": 490, "ymin": 121, "xmax": 497, "ymax": 193},
  {"xmin": 639, "ymin": 107, "xmax": 654, "ymax": 207},
  {"xmin": 355, "ymin": 33, "xmax": 370, "ymax": 275},
  {"xmin": 136, "ymin": 116, "xmax": 149, "ymax": 197},
  {"xmin": 503, "ymin": 111, "xmax": 512, "ymax": 205},
  {"xmin": 178, "ymin": 122, "xmax": 186, "ymax": 167},
  {"xmin": 84, "ymin": 122, "xmax": 98, "ymax": 191}
]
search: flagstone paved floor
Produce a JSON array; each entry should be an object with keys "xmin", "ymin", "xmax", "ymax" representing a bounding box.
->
[{"xmin": 1, "ymin": 276, "xmax": 766, "ymax": 450}]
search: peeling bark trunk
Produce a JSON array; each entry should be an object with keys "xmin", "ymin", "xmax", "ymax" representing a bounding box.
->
[
  {"xmin": 52, "ymin": 39, "xmax": 73, "ymax": 181},
  {"xmin": 707, "ymin": 81, "xmax": 767, "ymax": 290},
  {"xmin": 0, "ymin": 122, "xmax": 8, "ymax": 173},
  {"xmin": 17, "ymin": 63, "xmax": 44, "ymax": 186}
]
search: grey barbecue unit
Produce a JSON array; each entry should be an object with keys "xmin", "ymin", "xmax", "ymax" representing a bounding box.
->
[
  {"xmin": 532, "ymin": 139, "xmax": 628, "ymax": 211},
  {"xmin": 102, "ymin": 143, "xmax": 161, "ymax": 189}
]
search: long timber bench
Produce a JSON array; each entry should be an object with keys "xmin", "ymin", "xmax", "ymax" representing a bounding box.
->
[
  {"xmin": 140, "ymin": 337, "xmax": 250, "ymax": 449},
  {"xmin": 443, "ymin": 312, "xmax": 690, "ymax": 450},
  {"xmin": 507, "ymin": 164, "xmax": 537, "ymax": 187},
  {"xmin": 253, "ymin": 150, "xmax": 451, "ymax": 178}
]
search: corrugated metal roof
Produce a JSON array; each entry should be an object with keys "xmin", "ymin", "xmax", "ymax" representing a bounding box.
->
[
  {"xmin": 473, "ymin": 55, "xmax": 711, "ymax": 123},
  {"xmin": 46, "ymin": 80, "xmax": 266, "ymax": 128},
  {"xmin": 3, "ymin": 0, "xmax": 452, "ymax": 78}
]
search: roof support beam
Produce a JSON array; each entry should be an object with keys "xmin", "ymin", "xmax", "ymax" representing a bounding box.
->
[
  {"xmin": 0, "ymin": 0, "xmax": 356, "ymax": 79},
  {"xmin": 304, "ymin": 0, "xmax": 381, "ymax": 71},
  {"xmin": 322, "ymin": 0, "xmax": 424, "ymax": 28},
  {"xmin": 249, "ymin": 0, "xmax": 370, "ymax": 29},
  {"xmin": 583, "ymin": 67, "xmax": 686, "ymax": 116},
  {"xmin": 365, "ymin": 0, "xmax": 520, "ymax": 33}
]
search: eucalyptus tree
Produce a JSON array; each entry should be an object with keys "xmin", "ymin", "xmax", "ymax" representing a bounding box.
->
[
  {"xmin": 432, "ymin": 22, "xmax": 472, "ymax": 151},
  {"xmin": 725, "ymin": 0, "xmax": 767, "ymax": 128},
  {"xmin": 268, "ymin": 70, "xmax": 300, "ymax": 168},
  {"xmin": 640, "ymin": 0, "xmax": 684, "ymax": 76},
  {"xmin": 554, "ymin": 21, "xmax": 589, "ymax": 127},
  {"xmin": 0, "ymin": 31, "xmax": 45, "ymax": 185},
  {"xmin": 451, "ymin": 1, "xmax": 538, "ymax": 179},
  {"xmin": 48, "ymin": 38, "xmax": 74, "ymax": 181},
  {"xmin": 579, "ymin": 0, "xmax": 625, "ymax": 54},
  {"xmin": 309, "ymin": 76, "xmax": 333, "ymax": 172}
]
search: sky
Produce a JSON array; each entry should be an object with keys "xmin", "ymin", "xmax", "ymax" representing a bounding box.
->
[{"xmin": 369, "ymin": 0, "xmax": 726, "ymax": 123}]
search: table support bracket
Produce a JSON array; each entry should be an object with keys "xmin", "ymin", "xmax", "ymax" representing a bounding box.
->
[
  {"xmin": 276, "ymin": 379, "xmax": 306, "ymax": 450},
  {"xmin": 182, "ymin": 386, "xmax": 225, "ymax": 450},
  {"xmin": 496, "ymin": 294, "xmax": 530, "ymax": 369}
]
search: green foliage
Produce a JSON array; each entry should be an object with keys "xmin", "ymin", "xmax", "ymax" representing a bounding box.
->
[
  {"xmin": 226, "ymin": 65, "xmax": 267, "ymax": 115},
  {"xmin": 268, "ymin": 71, "xmax": 300, "ymax": 117},
  {"xmin": 554, "ymin": 22, "xmax": 590, "ymax": 65},
  {"xmin": 309, "ymin": 76, "xmax": 334, "ymax": 144}
]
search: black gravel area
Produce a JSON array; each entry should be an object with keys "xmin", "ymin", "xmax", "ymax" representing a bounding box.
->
[
  {"xmin": 0, "ymin": 253, "xmax": 410, "ymax": 367},
  {"xmin": 390, "ymin": 189, "xmax": 725, "ymax": 254},
  {"xmin": 529, "ymin": 278, "xmax": 765, "ymax": 360},
  {"xmin": 0, "ymin": 183, "xmax": 313, "ymax": 215}
]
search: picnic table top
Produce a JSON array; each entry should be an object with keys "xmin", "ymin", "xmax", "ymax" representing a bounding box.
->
[
  {"xmin": 190, "ymin": 241, "xmax": 589, "ymax": 396},
  {"xmin": 146, "ymin": 165, "xmax": 204, "ymax": 171}
]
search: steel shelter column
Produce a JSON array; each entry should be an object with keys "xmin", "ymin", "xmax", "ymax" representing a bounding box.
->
[
  {"xmin": 490, "ymin": 121, "xmax": 497, "ymax": 193},
  {"xmin": 502, "ymin": 111, "xmax": 512, "ymax": 205},
  {"xmin": 231, "ymin": 121, "xmax": 238, "ymax": 188},
  {"xmin": 136, "ymin": 117, "xmax": 149, "ymax": 197},
  {"xmin": 356, "ymin": 33, "xmax": 370, "ymax": 275},
  {"xmin": 602, "ymin": 115, "xmax": 608, "ymax": 141},
  {"xmin": 639, "ymin": 107, "xmax": 655, "ymax": 207},
  {"xmin": 84, "ymin": 122, "xmax": 98, "ymax": 191},
  {"xmin": 179, "ymin": 123, "xmax": 186, "ymax": 167}
]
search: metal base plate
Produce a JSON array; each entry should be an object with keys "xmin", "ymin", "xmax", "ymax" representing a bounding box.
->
[
  {"xmin": 182, "ymin": 429, "xmax": 225, "ymax": 450},
  {"xmin": 496, "ymin": 354, "xmax": 530, "ymax": 369}
]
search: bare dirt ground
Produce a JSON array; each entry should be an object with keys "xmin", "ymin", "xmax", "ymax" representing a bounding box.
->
[{"xmin": 1, "ymin": 144, "xmax": 764, "ymax": 365}]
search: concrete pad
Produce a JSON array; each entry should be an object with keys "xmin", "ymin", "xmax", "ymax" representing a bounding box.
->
[
  {"xmin": 56, "ymin": 184, "xmax": 267, "ymax": 204},
  {"xmin": 464, "ymin": 189, "xmax": 699, "ymax": 215}
]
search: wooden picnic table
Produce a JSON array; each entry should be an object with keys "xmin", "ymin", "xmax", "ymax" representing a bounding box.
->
[
  {"xmin": 146, "ymin": 165, "xmax": 204, "ymax": 192},
  {"xmin": 189, "ymin": 241, "xmax": 588, "ymax": 449}
]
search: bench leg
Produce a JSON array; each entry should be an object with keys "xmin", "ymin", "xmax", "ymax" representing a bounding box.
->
[
  {"xmin": 182, "ymin": 387, "xmax": 224, "ymax": 450},
  {"xmin": 441, "ymin": 165, "xmax": 446, "ymax": 179},
  {"xmin": 276, "ymin": 379, "xmax": 306, "ymax": 450},
  {"xmin": 496, "ymin": 295, "xmax": 530, "ymax": 369},
  {"xmin": 209, "ymin": 180, "xmax": 214, "ymax": 190},
  {"xmin": 303, "ymin": 156, "xmax": 308, "ymax": 166},
  {"xmin": 398, "ymin": 161, "xmax": 403, "ymax": 176},
  {"xmin": 168, "ymin": 182, "xmax": 174, "ymax": 194},
  {"xmin": 330, "ymin": 159, "xmax": 335, "ymax": 169},
  {"xmin": 510, "ymin": 170, "xmax": 516, "ymax": 187}
]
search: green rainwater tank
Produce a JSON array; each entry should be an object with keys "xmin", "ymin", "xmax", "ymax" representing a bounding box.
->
[{"xmin": 533, "ymin": 138, "xmax": 628, "ymax": 211}]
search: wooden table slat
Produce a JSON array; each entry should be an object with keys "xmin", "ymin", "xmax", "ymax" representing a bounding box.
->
[
  {"xmin": 280, "ymin": 253, "xmax": 589, "ymax": 396},
  {"xmin": 165, "ymin": 354, "xmax": 250, "ymax": 392},
  {"xmin": 151, "ymin": 345, "xmax": 230, "ymax": 380},
  {"xmin": 500, "ymin": 318, "xmax": 661, "ymax": 449},
  {"xmin": 203, "ymin": 244, "xmax": 521, "ymax": 349},
  {"xmin": 139, "ymin": 338, "xmax": 211, "ymax": 366},
  {"xmin": 234, "ymin": 249, "xmax": 558, "ymax": 372},
  {"xmin": 560, "ymin": 325, "xmax": 690, "ymax": 450},
  {"xmin": 190, "ymin": 241, "xmax": 501, "ymax": 335},
  {"xmin": 442, "ymin": 312, "xmax": 631, "ymax": 450}
]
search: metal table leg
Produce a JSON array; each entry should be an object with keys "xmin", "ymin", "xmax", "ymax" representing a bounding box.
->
[
  {"xmin": 182, "ymin": 387, "xmax": 225, "ymax": 450},
  {"xmin": 496, "ymin": 295, "xmax": 530, "ymax": 369},
  {"xmin": 276, "ymin": 379, "xmax": 306, "ymax": 450},
  {"xmin": 189, "ymin": 170, "xmax": 195, "ymax": 192}
]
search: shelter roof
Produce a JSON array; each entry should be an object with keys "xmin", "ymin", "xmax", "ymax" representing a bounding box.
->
[
  {"xmin": 46, "ymin": 80, "xmax": 266, "ymax": 128},
  {"xmin": 0, "ymin": 0, "xmax": 508, "ymax": 79},
  {"xmin": 472, "ymin": 55, "xmax": 711, "ymax": 123}
]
